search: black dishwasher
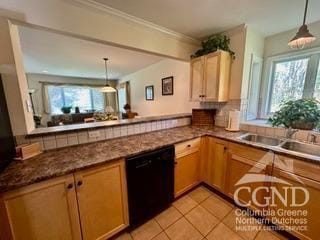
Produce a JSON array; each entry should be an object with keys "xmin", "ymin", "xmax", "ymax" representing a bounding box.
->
[{"xmin": 126, "ymin": 145, "xmax": 174, "ymax": 227}]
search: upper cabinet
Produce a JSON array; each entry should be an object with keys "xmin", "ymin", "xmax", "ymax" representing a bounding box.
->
[{"xmin": 190, "ymin": 50, "xmax": 231, "ymax": 102}]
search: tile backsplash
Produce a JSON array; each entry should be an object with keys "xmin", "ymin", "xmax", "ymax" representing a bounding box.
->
[
  {"xmin": 240, "ymin": 123, "xmax": 320, "ymax": 144},
  {"xmin": 200, "ymin": 99, "xmax": 243, "ymax": 127},
  {"xmin": 15, "ymin": 117, "xmax": 191, "ymax": 151}
]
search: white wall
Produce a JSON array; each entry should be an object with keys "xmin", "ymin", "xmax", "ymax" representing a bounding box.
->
[
  {"xmin": 0, "ymin": 18, "xmax": 34, "ymax": 135},
  {"xmin": 0, "ymin": 0, "xmax": 199, "ymax": 134},
  {"xmin": 241, "ymin": 27, "xmax": 265, "ymax": 99},
  {"xmin": 224, "ymin": 25, "xmax": 247, "ymax": 100},
  {"xmin": 27, "ymin": 74, "xmax": 117, "ymax": 125},
  {"xmin": 0, "ymin": 0, "xmax": 199, "ymax": 60},
  {"xmin": 120, "ymin": 59, "xmax": 200, "ymax": 116},
  {"xmin": 264, "ymin": 20, "xmax": 320, "ymax": 58}
]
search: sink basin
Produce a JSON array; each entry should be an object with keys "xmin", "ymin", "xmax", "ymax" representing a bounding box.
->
[
  {"xmin": 240, "ymin": 134, "xmax": 282, "ymax": 146},
  {"xmin": 280, "ymin": 141, "xmax": 320, "ymax": 157}
]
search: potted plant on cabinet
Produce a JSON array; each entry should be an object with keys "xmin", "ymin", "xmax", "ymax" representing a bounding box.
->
[
  {"xmin": 191, "ymin": 34, "xmax": 235, "ymax": 59},
  {"xmin": 268, "ymin": 98, "xmax": 320, "ymax": 130}
]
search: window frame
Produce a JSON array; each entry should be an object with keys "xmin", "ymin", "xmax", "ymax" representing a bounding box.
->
[
  {"xmin": 48, "ymin": 85, "xmax": 106, "ymax": 114},
  {"xmin": 261, "ymin": 47, "xmax": 320, "ymax": 118}
]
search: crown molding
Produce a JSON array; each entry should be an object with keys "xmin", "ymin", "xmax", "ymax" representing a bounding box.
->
[{"xmin": 68, "ymin": 0, "xmax": 200, "ymax": 45}]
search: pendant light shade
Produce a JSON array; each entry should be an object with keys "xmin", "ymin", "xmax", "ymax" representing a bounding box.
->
[
  {"xmin": 100, "ymin": 85, "xmax": 117, "ymax": 92},
  {"xmin": 288, "ymin": 0, "xmax": 316, "ymax": 49},
  {"xmin": 100, "ymin": 58, "xmax": 116, "ymax": 93}
]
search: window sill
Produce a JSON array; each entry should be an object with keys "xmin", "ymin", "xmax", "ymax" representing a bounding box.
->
[{"xmin": 241, "ymin": 119, "xmax": 271, "ymax": 127}]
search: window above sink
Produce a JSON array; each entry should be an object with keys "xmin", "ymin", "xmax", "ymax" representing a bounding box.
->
[{"xmin": 261, "ymin": 48, "xmax": 320, "ymax": 118}]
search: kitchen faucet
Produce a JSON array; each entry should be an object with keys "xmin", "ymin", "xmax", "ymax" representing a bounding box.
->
[
  {"xmin": 309, "ymin": 133, "xmax": 318, "ymax": 144},
  {"xmin": 285, "ymin": 127, "xmax": 298, "ymax": 139}
]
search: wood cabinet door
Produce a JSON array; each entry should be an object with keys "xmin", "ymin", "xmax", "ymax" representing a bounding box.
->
[
  {"xmin": 207, "ymin": 138, "xmax": 228, "ymax": 191},
  {"xmin": 203, "ymin": 53, "xmax": 219, "ymax": 101},
  {"xmin": 190, "ymin": 57, "xmax": 204, "ymax": 101},
  {"xmin": 200, "ymin": 137, "xmax": 210, "ymax": 184},
  {"xmin": 75, "ymin": 160, "xmax": 129, "ymax": 240},
  {"xmin": 225, "ymin": 153, "xmax": 270, "ymax": 212},
  {"xmin": 174, "ymin": 150, "xmax": 200, "ymax": 197},
  {"xmin": 1, "ymin": 175, "xmax": 81, "ymax": 240},
  {"xmin": 270, "ymin": 170, "xmax": 320, "ymax": 240}
]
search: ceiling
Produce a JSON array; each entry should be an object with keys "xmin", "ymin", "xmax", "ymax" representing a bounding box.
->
[
  {"xmin": 93, "ymin": 0, "xmax": 320, "ymax": 38},
  {"xmin": 18, "ymin": 26, "xmax": 164, "ymax": 80}
]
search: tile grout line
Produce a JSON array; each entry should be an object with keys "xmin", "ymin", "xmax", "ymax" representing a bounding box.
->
[
  {"xmin": 153, "ymin": 207, "xmax": 184, "ymax": 232},
  {"xmin": 183, "ymin": 214, "xmax": 208, "ymax": 239},
  {"xmin": 126, "ymin": 186, "xmax": 284, "ymax": 240}
]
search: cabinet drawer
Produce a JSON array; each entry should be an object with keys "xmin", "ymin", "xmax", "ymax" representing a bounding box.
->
[
  {"xmin": 175, "ymin": 138, "xmax": 200, "ymax": 157},
  {"xmin": 228, "ymin": 142, "xmax": 273, "ymax": 163},
  {"xmin": 274, "ymin": 154, "xmax": 320, "ymax": 182}
]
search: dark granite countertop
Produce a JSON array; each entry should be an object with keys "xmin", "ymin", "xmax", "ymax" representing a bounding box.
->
[{"xmin": 0, "ymin": 126, "xmax": 319, "ymax": 193}]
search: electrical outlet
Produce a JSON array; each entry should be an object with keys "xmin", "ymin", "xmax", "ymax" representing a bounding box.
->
[{"xmin": 88, "ymin": 131, "xmax": 100, "ymax": 138}]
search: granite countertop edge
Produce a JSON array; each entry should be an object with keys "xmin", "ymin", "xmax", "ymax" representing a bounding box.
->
[{"xmin": 1, "ymin": 126, "xmax": 319, "ymax": 194}]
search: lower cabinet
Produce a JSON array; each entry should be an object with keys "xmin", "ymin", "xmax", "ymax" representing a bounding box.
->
[
  {"xmin": 270, "ymin": 168, "xmax": 320, "ymax": 240},
  {"xmin": 174, "ymin": 138, "xmax": 201, "ymax": 197},
  {"xmin": 0, "ymin": 160, "xmax": 128, "ymax": 240},
  {"xmin": 1, "ymin": 175, "xmax": 81, "ymax": 240},
  {"xmin": 75, "ymin": 161, "xmax": 129, "ymax": 240},
  {"xmin": 224, "ymin": 143, "xmax": 274, "ymax": 212},
  {"xmin": 225, "ymin": 152, "xmax": 270, "ymax": 211},
  {"xmin": 206, "ymin": 137, "xmax": 228, "ymax": 192}
]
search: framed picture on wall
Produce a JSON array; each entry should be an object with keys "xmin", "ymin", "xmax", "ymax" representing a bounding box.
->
[
  {"xmin": 162, "ymin": 76, "xmax": 174, "ymax": 95},
  {"xmin": 145, "ymin": 85, "xmax": 154, "ymax": 101}
]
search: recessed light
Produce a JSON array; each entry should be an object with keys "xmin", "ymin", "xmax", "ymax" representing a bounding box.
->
[{"xmin": 42, "ymin": 70, "xmax": 48, "ymax": 73}]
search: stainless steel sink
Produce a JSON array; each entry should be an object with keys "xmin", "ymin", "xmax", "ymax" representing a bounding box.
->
[
  {"xmin": 240, "ymin": 133, "xmax": 282, "ymax": 146},
  {"xmin": 280, "ymin": 141, "xmax": 320, "ymax": 157}
]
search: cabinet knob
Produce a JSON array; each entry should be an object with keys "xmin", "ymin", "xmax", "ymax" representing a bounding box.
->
[
  {"xmin": 187, "ymin": 144, "xmax": 191, "ymax": 148},
  {"xmin": 67, "ymin": 183, "xmax": 73, "ymax": 189},
  {"xmin": 174, "ymin": 161, "xmax": 178, "ymax": 165},
  {"xmin": 77, "ymin": 180, "xmax": 83, "ymax": 187},
  {"xmin": 224, "ymin": 146, "xmax": 227, "ymax": 151}
]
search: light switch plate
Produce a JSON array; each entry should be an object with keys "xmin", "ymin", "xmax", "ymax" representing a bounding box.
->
[{"xmin": 26, "ymin": 100, "xmax": 33, "ymax": 112}]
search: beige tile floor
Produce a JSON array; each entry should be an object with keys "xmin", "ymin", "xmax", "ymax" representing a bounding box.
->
[{"xmin": 113, "ymin": 186, "xmax": 288, "ymax": 240}]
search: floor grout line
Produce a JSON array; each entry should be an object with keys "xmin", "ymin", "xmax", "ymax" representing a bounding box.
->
[{"xmin": 120, "ymin": 186, "xmax": 286, "ymax": 240}]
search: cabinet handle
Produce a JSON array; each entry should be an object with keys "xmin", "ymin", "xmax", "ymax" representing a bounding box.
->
[
  {"xmin": 67, "ymin": 183, "xmax": 74, "ymax": 189},
  {"xmin": 187, "ymin": 144, "xmax": 191, "ymax": 148},
  {"xmin": 224, "ymin": 146, "xmax": 227, "ymax": 151},
  {"xmin": 174, "ymin": 161, "xmax": 178, "ymax": 165},
  {"xmin": 77, "ymin": 180, "xmax": 83, "ymax": 187}
]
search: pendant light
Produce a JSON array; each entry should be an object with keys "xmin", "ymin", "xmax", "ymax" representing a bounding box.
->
[
  {"xmin": 288, "ymin": 0, "xmax": 316, "ymax": 49},
  {"xmin": 100, "ymin": 58, "xmax": 116, "ymax": 93}
]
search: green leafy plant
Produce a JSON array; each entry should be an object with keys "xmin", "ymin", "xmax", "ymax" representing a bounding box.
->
[
  {"xmin": 61, "ymin": 106, "xmax": 72, "ymax": 114},
  {"xmin": 268, "ymin": 98, "xmax": 320, "ymax": 130},
  {"xmin": 191, "ymin": 34, "xmax": 235, "ymax": 59}
]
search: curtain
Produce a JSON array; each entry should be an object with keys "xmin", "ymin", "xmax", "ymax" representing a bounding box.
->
[
  {"xmin": 125, "ymin": 81, "xmax": 131, "ymax": 106},
  {"xmin": 118, "ymin": 81, "xmax": 131, "ymax": 105}
]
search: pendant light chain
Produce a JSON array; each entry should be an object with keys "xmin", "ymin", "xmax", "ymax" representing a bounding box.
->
[
  {"xmin": 303, "ymin": 0, "xmax": 308, "ymax": 25},
  {"xmin": 100, "ymin": 58, "xmax": 116, "ymax": 92}
]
